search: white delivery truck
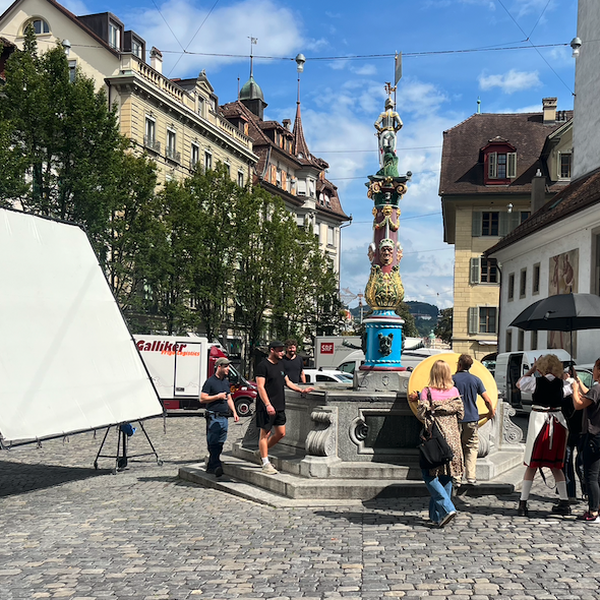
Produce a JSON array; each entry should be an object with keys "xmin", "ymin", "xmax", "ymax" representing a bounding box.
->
[
  {"xmin": 133, "ymin": 335, "xmax": 257, "ymax": 415},
  {"xmin": 494, "ymin": 348, "xmax": 572, "ymax": 412},
  {"xmin": 314, "ymin": 336, "xmax": 362, "ymax": 369}
]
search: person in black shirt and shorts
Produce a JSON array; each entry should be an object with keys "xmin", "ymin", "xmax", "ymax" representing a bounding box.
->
[
  {"xmin": 255, "ymin": 340, "xmax": 313, "ymax": 474},
  {"xmin": 282, "ymin": 338, "xmax": 306, "ymax": 384}
]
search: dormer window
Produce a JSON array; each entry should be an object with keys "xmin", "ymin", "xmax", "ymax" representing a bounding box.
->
[
  {"xmin": 483, "ymin": 139, "xmax": 517, "ymax": 184},
  {"xmin": 109, "ymin": 21, "xmax": 121, "ymax": 49}
]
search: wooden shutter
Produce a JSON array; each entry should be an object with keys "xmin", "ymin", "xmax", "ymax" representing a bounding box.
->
[
  {"xmin": 470, "ymin": 257, "xmax": 480, "ymax": 284},
  {"xmin": 488, "ymin": 152, "xmax": 497, "ymax": 179},
  {"xmin": 507, "ymin": 152, "xmax": 517, "ymax": 178},
  {"xmin": 472, "ymin": 211, "xmax": 482, "ymax": 237},
  {"xmin": 468, "ymin": 307, "xmax": 478, "ymax": 334}
]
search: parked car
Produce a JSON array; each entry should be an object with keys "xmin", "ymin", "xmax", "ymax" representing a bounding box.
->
[{"xmin": 302, "ymin": 369, "xmax": 353, "ymax": 385}]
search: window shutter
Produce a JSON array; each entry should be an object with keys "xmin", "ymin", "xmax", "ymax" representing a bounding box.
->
[
  {"xmin": 470, "ymin": 257, "xmax": 480, "ymax": 284},
  {"xmin": 488, "ymin": 152, "xmax": 497, "ymax": 179},
  {"xmin": 472, "ymin": 211, "xmax": 482, "ymax": 237},
  {"xmin": 468, "ymin": 307, "xmax": 478, "ymax": 334},
  {"xmin": 498, "ymin": 212, "xmax": 510, "ymax": 237},
  {"xmin": 507, "ymin": 152, "xmax": 517, "ymax": 178}
]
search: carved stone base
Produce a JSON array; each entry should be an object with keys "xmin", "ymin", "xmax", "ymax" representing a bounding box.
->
[{"xmin": 355, "ymin": 369, "xmax": 410, "ymax": 393}]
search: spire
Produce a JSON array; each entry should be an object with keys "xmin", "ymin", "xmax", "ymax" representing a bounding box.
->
[
  {"xmin": 292, "ymin": 53, "xmax": 311, "ymax": 162},
  {"xmin": 293, "ymin": 101, "xmax": 311, "ymax": 162}
]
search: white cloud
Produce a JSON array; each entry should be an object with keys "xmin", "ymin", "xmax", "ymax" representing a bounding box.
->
[
  {"xmin": 352, "ymin": 64, "xmax": 378, "ymax": 76},
  {"xmin": 125, "ymin": 0, "xmax": 303, "ymax": 75},
  {"xmin": 479, "ymin": 69, "xmax": 541, "ymax": 94}
]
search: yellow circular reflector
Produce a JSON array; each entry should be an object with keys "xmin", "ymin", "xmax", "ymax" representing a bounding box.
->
[{"xmin": 407, "ymin": 352, "xmax": 498, "ymax": 427}]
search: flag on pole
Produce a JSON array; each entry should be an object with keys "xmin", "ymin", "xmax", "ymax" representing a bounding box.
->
[{"xmin": 394, "ymin": 52, "xmax": 402, "ymax": 86}]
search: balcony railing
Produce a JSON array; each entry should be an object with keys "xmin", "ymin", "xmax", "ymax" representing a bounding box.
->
[
  {"xmin": 166, "ymin": 147, "xmax": 181, "ymax": 163},
  {"xmin": 144, "ymin": 136, "xmax": 161, "ymax": 153}
]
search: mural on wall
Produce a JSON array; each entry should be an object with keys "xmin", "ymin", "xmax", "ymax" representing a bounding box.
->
[{"xmin": 548, "ymin": 249, "xmax": 579, "ymax": 356}]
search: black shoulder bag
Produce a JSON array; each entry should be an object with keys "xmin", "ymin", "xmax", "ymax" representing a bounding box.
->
[{"xmin": 418, "ymin": 388, "xmax": 455, "ymax": 470}]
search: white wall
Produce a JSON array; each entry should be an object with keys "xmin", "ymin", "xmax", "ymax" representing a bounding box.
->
[
  {"xmin": 496, "ymin": 204, "xmax": 600, "ymax": 364},
  {"xmin": 572, "ymin": 2, "xmax": 600, "ymax": 180}
]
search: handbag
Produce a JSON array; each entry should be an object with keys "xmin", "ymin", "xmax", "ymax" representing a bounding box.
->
[{"xmin": 418, "ymin": 388, "xmax": 454, "ymax": 470}]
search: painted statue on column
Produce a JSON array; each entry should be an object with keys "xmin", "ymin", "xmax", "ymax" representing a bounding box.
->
[{"xmin": 362, "ymin": 86, "xmax": 411, "ymax": 370}]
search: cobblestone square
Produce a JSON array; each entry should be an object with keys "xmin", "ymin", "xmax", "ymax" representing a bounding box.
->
[{"xmin": 2, "ymin": 416, "xmax": 600, "ymax": 600}]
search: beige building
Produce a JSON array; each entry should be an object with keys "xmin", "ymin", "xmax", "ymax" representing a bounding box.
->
[
  {"xmin": 439, "ymin": 99, "xmax": 572, "ymax": 359},
  {"xmin": 222, "ymin": 78, "xmax": 349, "ymax": 274},
  {"xmin": 0, "ymin": 0, "xmax": 257, "ymax": 184}
]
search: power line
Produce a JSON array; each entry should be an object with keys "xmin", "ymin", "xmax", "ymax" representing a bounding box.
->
[
  {"xmin": 328, "ymin": 169, "xmax": 440, "ymax": 181},
  {"xmin": 495, "ymin": 0, "xmax": 574, "ymax": 96},
  {"xmin": 313, "ymin": 145, "xmax": 442, "ymax": 154}
]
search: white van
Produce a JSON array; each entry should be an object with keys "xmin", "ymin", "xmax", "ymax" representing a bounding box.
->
[
  {"xmin": 337, "ymin": 348, "xmax": 447, "ymax": 374},
  {"xmin": 494, "ymin": 349, "xmax": 572, "ymax": 411}
]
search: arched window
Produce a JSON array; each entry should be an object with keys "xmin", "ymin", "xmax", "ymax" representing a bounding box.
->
[{"xmin": 24, "ymin": 18, "xmax": 50, "ymax": 35}]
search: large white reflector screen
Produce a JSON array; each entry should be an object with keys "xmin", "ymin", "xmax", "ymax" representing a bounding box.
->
[{"xmin": 0, "ymin": 209, "xmax": 162, "ymax": 446}]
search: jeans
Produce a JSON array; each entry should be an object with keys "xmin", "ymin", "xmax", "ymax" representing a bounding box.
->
[
  {"xmin": 564, "ymin": 441, "xmax": 584, "ymax": 499},
  {"xmin": 421, "ymin": 469, "xmax": 456, "ymax": 524},
  {"xmin": 583, "ymin": 432, "xmax": 600, "ymax": 513},
  {"xmin": 206, "ymin": 414, "xmax": 228, "ymax": 471}
]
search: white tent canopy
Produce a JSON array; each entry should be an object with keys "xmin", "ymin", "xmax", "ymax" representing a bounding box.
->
[{"xmin": 0, "ymin": 209, "xmax": 162, "ymax": 446}]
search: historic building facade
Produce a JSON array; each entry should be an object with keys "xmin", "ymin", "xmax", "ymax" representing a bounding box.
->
[
  {"xmin": 0, "ymin": 0, "xmax": 258, "ymax": 184},
  {"xmin": 221, "ymin": 75, "xmax": 349, "ymax": 275},
  {"xmin": 439, "ymin": 98, "xmax": 572, "ymax": 358}
]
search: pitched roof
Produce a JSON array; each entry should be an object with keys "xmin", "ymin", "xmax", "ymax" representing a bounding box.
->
[
  {"xmin": 220, "ymin": 99, "xmax": 348, "ymax": 220},
  {"xmin": 0, "ymin": 0, "xmax": 120, "ymax": 58},
  {"xmin": 439, "ymin": 112, "xmax": 572, "ymax": 196},
  {"xmin": 486, "ymin": 166, "xmax": 600, "ymax": 256}
]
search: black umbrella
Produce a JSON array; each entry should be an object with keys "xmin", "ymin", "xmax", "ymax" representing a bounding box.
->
[
  {"xmin": 510, "ymin": 293, "xmax": 600, "ymax": 331},
  {"xmin": 509, "ymin": 293, "xmax": 600, "ymax": 356}
]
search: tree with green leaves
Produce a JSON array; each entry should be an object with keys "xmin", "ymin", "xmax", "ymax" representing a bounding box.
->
[
  {"xmin": 435, "ymin": 307, "xmax": 453, "ymax": 344},
  {"xmin": 0, "ymin": 26, "xmax": 127, "ymax": 262}
]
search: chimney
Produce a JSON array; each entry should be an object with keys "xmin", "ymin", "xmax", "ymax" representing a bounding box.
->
[
  {"xmin": 150, "ymin": 47, "xmax": 163, "ymax": 74},
  {"xmin": 531, "ymin": 169, "xmax": 547, "ymax": 214},
  {"xmin": 282, "ymin": 119, "xmax": 291, "ymax": 130},
  {"xmin": 542, "ymin": 97, "xmax": 557, "ymax": 124}
]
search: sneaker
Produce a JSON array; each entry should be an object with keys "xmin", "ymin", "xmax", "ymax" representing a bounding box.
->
[
  {"xmin": 214, "ymin": 465, "xmax": 224, "ymax": 478},
  {"xmin": 261, "ymin": 462, "xmax": 278, "ymax": 475},
  {"xmin": 467, "ymin": 479, "xmax": 477, "ymax": 485},
  {"xmin": 551, "ymin": 500, "xmax": 572, "ymax": 516},
  {"xmin": 438, "ymin": 511, "xmax": 456, "ymax": 528},
  {"xmin": 577, "ymin": 511, "xmax": 600, "ymax": 522}
]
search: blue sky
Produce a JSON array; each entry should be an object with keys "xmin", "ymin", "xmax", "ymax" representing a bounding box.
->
[{"xmin": 2, "ymin": 0, "xmax": 579, "ymax": 309}]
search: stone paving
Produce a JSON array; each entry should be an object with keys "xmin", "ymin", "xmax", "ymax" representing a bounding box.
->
[{"xmin": 2, "ymin": 415, "xmax": 600, "ymax": 600}]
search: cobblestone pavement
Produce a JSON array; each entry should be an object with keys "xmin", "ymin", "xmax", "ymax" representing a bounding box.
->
[{"xmin": 2, "ymin": 415, "xmax": 600, "ymax": 600}]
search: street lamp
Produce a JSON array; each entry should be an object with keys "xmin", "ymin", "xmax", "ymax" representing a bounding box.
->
[
  {"xmin": 295, "ymin": 53, "xmax": 306, "ymax": 73},
  {"xmin": 570, "ymin": 36, "xmax": 582, "ymax": 58},
  {"xmin": 62, "ymin": 39, "xmax": 71, "ymax": 56}
]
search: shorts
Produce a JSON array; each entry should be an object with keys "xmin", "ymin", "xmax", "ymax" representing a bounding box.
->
[{"xmin": 256, "ymin": 409, "xmax": 287, "ymax": 431}]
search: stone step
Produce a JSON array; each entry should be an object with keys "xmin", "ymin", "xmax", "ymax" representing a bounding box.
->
[{"xmin": 179, "ymin": 454, "xmax": 517, "ymax": 505}]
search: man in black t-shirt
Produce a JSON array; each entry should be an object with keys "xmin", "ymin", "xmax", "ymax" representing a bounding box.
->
[
  {"xmin": 282, "ymin": 339, "xmax": 306, "ymax": 384},
  {"xmin": 255, "ymin": 340, "xmax": 313, "ymax": 474},
  {"xmin": 201, "ymin": 357, "xmax": 239, "ymax": 477}
]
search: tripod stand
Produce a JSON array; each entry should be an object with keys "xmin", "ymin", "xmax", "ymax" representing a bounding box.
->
[{"xmin": 94, "ymin": 420, "xmax": 163, "ymax": 473}]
